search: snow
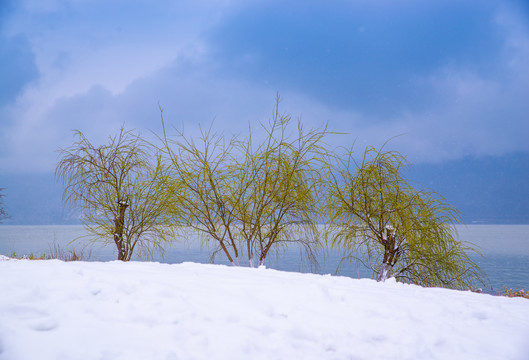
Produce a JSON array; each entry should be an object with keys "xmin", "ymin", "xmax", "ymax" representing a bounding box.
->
[{"xmin": 1, "ymin": 258, "xmax": 528, "ymax": 360}]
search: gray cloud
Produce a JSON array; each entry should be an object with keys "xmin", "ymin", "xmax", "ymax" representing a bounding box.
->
[{"xmin": 207, "ymin": 0, "xmax": 508, "ymax": 116}]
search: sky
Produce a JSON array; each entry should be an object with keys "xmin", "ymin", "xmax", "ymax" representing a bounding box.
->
[{"xmin": 0, "ymin": 0, "xmax": 528, "ymax": 224}]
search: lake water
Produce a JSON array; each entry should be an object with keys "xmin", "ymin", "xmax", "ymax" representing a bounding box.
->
[{"xmin": 0, "ymin": 225, "xmax": 527, "ymax": 294}]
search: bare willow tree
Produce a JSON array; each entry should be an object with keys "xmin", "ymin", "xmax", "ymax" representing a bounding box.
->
[
  {"xmin": 159, "ymin": 97, "xmax": 329, "ymax": 267},
  {"xmin": 56, "ymin": 127, "xmax": 174, "ymax": 261},
  {"xmin": 325, "ymin": 146, "xmax": 484, "ymax": 289}
]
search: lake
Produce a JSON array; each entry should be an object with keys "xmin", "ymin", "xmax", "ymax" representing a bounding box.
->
[{"xmin": 0, "ymin": 224, "xmax": 527, "ymax": 294}]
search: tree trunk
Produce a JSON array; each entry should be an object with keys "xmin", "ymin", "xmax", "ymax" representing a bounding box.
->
[
  {"xmin": 217, "ymin": 239, "xmax": 235, "ymax": 265},
  {"xmin": 247, "ymin": 237, "xmax": 253, "ymax": 267},
  {"xmin": 378, "ymin": 226, "xmax": 396, "ymax": 281},
  {"xmin": 377, "ymin": 262, "xmax": 392, "ymax": 282},
  {"xmin": 114, "ymin": 200, "xmax": 129, "ymax": 261}
]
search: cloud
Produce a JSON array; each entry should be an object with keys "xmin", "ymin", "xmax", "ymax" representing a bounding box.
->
[
  {"xmin": 0, "ymin": 0, "xmax": 528, "ymax": 173},
  {"xmin": 203, "ymin": 0, "xmax": 529, "ymax": 161},
  {"xmin": 0, "ymin": 57, "xmax": 279, "ymax": 173},
  {"xmin": 207, "ymin": 0, "xmax": 507, "ymax": 116},
  {"xmin": 0, "ymin": 0, "xmax": 244, "ymax": 172}
]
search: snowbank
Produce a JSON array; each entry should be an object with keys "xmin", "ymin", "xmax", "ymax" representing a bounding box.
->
[{"xmin": 0, "ymin": 259, "xmax": 528, "ymax": 360}]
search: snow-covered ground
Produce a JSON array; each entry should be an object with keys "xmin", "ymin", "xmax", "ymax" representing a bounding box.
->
[{"xmin": 1, "ymin": 256, "xmax": 528, "ymax": 360}]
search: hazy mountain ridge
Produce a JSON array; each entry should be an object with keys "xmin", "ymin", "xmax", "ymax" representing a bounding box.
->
[{"xmin": 1, "ymin": 152, "xmax": 528, "ymax": 225}]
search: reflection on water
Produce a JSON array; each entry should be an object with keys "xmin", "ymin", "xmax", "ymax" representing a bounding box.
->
[{"xmin": 0, "ymin": 224, "xmax": 527, "ymax": 293}]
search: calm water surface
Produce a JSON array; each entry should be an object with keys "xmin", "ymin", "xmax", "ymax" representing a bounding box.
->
[{"xmin": 1, "ymin": 225, "xmax": 527, "ymax": 294}]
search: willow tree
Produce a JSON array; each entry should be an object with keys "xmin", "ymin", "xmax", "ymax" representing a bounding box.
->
[
  {"xmin": 56, "ymin": 128, "xmax": 174, "ymax": 261},
  {"xmin": 159, "ymin": 97, "xmax": 328, "ymax": 267},
  {"xmin": 160, "ymin": 121, "xmax": 243, "ymax": 265},
  {"xmin": 325, "ymin": 146, "xmax": 484, "ymax": 289},
  {"xmin": 234, "ymin": 106, "xmax": 328, "ymax": 268}
]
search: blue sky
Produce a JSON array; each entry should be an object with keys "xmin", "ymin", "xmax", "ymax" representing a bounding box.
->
[{"xmin": 0, "ymin": 0, "xmax": 528, "ymax": 224}]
